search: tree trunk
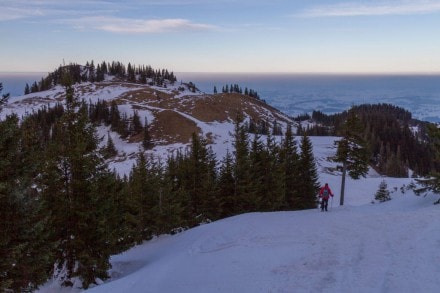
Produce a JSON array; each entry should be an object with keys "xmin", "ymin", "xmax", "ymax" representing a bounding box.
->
[{"xmin": 340, "ymin": 161, "xmax": 347, "ymax": 206}]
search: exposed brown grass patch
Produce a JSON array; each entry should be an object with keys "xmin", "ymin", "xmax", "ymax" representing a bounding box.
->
[{"xmin": 150, "ymin": 110, "xmax": 201, "ymax": 144}]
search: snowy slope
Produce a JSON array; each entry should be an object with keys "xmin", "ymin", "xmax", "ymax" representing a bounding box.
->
[{"xmin": 38, "ymin": 136, "xmax": 440, "ymax": 293}]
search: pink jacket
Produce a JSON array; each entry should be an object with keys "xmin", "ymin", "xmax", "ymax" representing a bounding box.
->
[{"xmin": 319, "ymin": 185, "xmax": 333, "ymax": 199}]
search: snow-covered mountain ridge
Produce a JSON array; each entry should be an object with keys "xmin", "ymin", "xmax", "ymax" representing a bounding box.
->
[{"xmin": 2, "ymin": 77, "xmax": 295, "ymax": 174}]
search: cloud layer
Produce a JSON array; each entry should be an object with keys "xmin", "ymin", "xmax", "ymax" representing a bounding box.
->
[
  {"xmin": 300, "ymin": 0, "xmax": 440, "ymax": 17},
  {"xmin": 69, "ymin": 16, "xmax": 217, "ymax": 33}
]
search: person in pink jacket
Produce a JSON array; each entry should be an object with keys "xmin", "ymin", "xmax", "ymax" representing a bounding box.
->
[{"xmin": 319, "ymin": 183, "xmax": 334, "ymax": 212}]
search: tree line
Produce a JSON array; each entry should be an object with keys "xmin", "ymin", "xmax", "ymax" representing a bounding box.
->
[
  {"xmin": 214, "ymin": 83, "xmax": 261, "ymax": 100},
  {"xmin": 308, "ymin": 104, "xmax": 435, "ymax": 177},
  {"xmin": 1, "ymin": 79, "xmax": 320, "ymax": 291},
  {"xmin": 24, "ymin": 61, "xmax": 178, "ymax": 94}
]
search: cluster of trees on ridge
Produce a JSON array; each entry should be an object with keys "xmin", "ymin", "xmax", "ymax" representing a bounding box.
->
[
  {"xmin": 24, "ymin": 60, "xmax": 178, "ymax": 94},
  {"xmin": 1, "ymin": 79, "xmax": 320, "ymax": 291},
  {"xmin": 214, "ymin": 83, "xmax": 261, "ymax": 100}
]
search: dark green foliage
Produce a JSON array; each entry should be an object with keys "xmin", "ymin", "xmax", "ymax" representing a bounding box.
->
[
  {"xmin": 38, "ymin": 80, "xmax": 118, "ymax": 289},
  {"xmin": 296, "ymin": 134, "xmax": 320, "ymax": 209},
  {"xmin": 375, "ymin": 180, "xmax": 391, "ymax": 202},
  {"xmin": 25, "ymin": 60, "xmax": 178, "ymax": 94},
  {"xmin": 279, "ymin": 124, "xmax": 301, "ymax": 209},
  {"xmin": 0, "ymin": 115, "xmax": 54, "ymax": 292},
  {"xmin": 217, "ymin": 150, "xmax": 236, "ymax": 218},
  {"xmin": 142, "ymin": 118, "xmax": 152, "ymax": 150},
  {"xmin": 0, "ymin": 82, "xmax": 9, "ymax": 109},
  {"xmin": 334, "ymin": 109, "xmax": 370, "ymax": 205},
  {"xmin": 312, "ymin": 104, "xmax": 434, "ymax": 176},
  {"xmin": 103, "ymin": 132, "xmax": 118, "ymax": 158},
  {"xmin": 415, "ymin": 124, "xmax": 440, "ymax": 201}
]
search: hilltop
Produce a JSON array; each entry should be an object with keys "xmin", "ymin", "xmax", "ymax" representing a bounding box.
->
[{"xmin": 3, "ymin": 73, "xmax": 294, "ymax": 176}]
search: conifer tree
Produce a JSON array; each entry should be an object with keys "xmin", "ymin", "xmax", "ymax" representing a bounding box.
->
[
  {"xmin": 232, "ymin": 117, "xmax": 253, "ymax": 213},
  {"xmin": 39, "ymin": 76, "xmax": 118, "ymax": 288},
  {"xmin": 334, "ymin": 109, "xmax": 369, "ymax": 205},
  {"xmin": 0, "ymin": 82, "xmax": 9, "ymax": 109},
  {"xmin": 0, "ymin": 114, "xmax": 54, "ymax": 291},
  {"xmin": 104, "ymin": 131, "xmax": 117, "ymax": 158},
  {"xmin": 128, "ymin": 153, "xmax": 159, "ymax": 242},
  {"xmin": 375, "ymin": 180, "xmax": 391, "ymax": 202},
  {"xmin": 183, "ymin": 133, "xmax": 219, "ymax": 223},
  {"xmin": 280, "ymin": 123, "xmax": 301, "ymax": 210},
  {"xmin": 24, "ymin": 83, "xmax": 30, "ymax": 95},
  {"xmin": 415, "ymin": 124, "xmax": 440, "ymax": 204},
  {"xmin": 297, "ymin": 134, "xmax": 320, "ymax": 209},
  {"xmin": 217, "ymin": 150, "xmax": 236, "ymax": 217}
]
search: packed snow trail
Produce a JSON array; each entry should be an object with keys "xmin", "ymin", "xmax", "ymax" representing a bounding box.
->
[{"xmin": 75, "ymin": 192, "xmax": 439, "ymax": 293}]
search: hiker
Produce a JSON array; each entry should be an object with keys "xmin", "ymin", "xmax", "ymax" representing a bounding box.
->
[{"xmin": 319, "ymin": 183, "xmax": 334, "ymax": 211}]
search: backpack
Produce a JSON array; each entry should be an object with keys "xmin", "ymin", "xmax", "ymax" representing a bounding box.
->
[{"xmin": 322, "ymin": 188, "xmax": 329, "ymax": 198}]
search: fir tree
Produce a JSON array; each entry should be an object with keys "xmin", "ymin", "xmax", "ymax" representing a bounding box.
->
[
  {"xmin": 415, "ymin": 124, "xmax": 440, "ymax": 204},
  {"xmin": 217, "ymin": 150, "xmax": 236, "ymax": 217},
  {"xmin": 103, "ymin": 131, "xmax": 118, "ymax": 158},
  {"xmin": 0, "ymin": 115, "xmax": 54, "ymax": 291},
  {"xmin": 280, "ymin": 123, "xmax": 301, "ymax": 210},
  {"xmin": 232, "ymin": 117, "xmax": 253, "ymax": 213},
  {"xmin": 334, "ymin": 108, "xmax": 369, "ymax": 205},
  {"xmin": 297, "ymin": 134, "xmax": 320, "ymax": 209},
  {"xmin": 375, "ymin": 180, "xmax": 391, "ymax": 202},
  {"xmin": 0, "ymin": 82, "xmax": 9, "ymax": 109},
  {"xmin": 39, "ymin": 77, "xmax": 117, "ymax": 288},
  {"xmin": 128, "ymin": 153, "xmax": 159, "ymax": 242}
]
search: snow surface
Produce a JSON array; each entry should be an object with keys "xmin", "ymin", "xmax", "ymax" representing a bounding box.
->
[{"xmin": 38, "ymin": 136, "xmax": 440, "ymax": 293}]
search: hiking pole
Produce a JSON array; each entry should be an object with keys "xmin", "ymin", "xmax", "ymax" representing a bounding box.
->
[{"xmin": 330, "ymin": 196, "xmax": 333, "ymax": 211}]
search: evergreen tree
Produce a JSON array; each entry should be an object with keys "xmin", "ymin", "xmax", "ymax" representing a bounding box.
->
[
  {"xmin": 297, "ymin": 134, "xmax": 320, "ymax": 209},
  {"xmin": 217, "ymin": 150, "xmax": 236, "ymax": 217},
  {"xmin": 103, "ymin": 131, "xmax": 118, "ymax": 158},
  {"xmin": 0, "ymin": 82, "xmax": 9, "ymax": 109},
  {"xmin": 24, "ymin": 83, "xmax": 30, "ymax": 95},
  {"xmin": 415, "ymin": 124, "xmax": 440, "ymax": 204},
  {"xmin": 333, "ymin": 109, "xmax": 369, "ymax": 205},
  {"xmin": 142, "ymin": 118, "xmax": 152, "ymax": 149},
  {"xmin": 128, "ymin": 153, "xmax": 159, "ymax": 242},
  {"xmin": 280, "ymin": 123, "xmax": 301, "ymax": 210},
  {"xmin": 0, "ymin": 115, "xmax": 54, "ymax": 291},
  {"xmin": 183, "ymin": 133, "xmax": 219, "ymax": 223},
  {"xmin": 131, "ymin": 110, "xmax": 143, "ymax": 135},
  {"xmin": 39, "ymin": 77, "xmax": 118, "ymax": 288},
  {"xmin": 375, "ymin": 180, "xmax": 391, "ymax": 202},
  {"xmin": 232, "ymin": 117, "xmax": 253, "ymax": 213}
]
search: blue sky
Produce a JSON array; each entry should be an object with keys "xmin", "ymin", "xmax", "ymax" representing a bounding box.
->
[{"xmin": 1, "ymin": 0, "xmax": 440, "ymax": 73}]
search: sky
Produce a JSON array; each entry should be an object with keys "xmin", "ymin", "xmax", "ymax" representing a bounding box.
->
[{"xmin": 1, "ymin": 0, "xmax": 440, "ymax": 73}]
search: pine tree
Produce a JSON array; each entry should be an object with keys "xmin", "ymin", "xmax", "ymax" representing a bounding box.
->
[
  {"xmin": 280, "ymin": 123, "xmax": 301, "ymax": 210},
  {"xmin": 297, "ymin": 134, "xmax": 320, "ymax": 209},
  {"xmin": 232, "ymin": 117, "xmax": 254, "ymax": 213},
  {"xmin": 0, "ymin": 115, "xmax": 54, "ymax": 291},
  {"xmin": 24, "ymin": 83, "xmax": 30, "ymax": 95},
  {"xmin": 415, "ymin": 124, "xmax": 440, "ymax": 204},
  {"xmin": 128, "ymin": 153, "xmax": 159, "ymax": 242},
  {"xmin": 0, "ymin": 82, "xmax": 9, "ymax": 109},
  {"xmin": 39, "ymin": 77, "xmax": 117, "ymax": 288},
  {"xmin": 217, "ymin": 150, "xmax": 236, "ymax": 217},
  {"xmin": 375, "ymin": 180, "xmax": 391, "ymax": 202},
  {"xmin": 334, "ymin": 108, "xmax": 369, "ymax": 205},
  {"xmin": 183, "ymin": 133, "xmax": 219, "ymax": 223},
  {"xmin": 142, "ymin": 118, "xmax": 152, "ymax": 149},
  {"xmin": 103, "ymin": 131, "xmax": 117, "ymax": 158}
]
